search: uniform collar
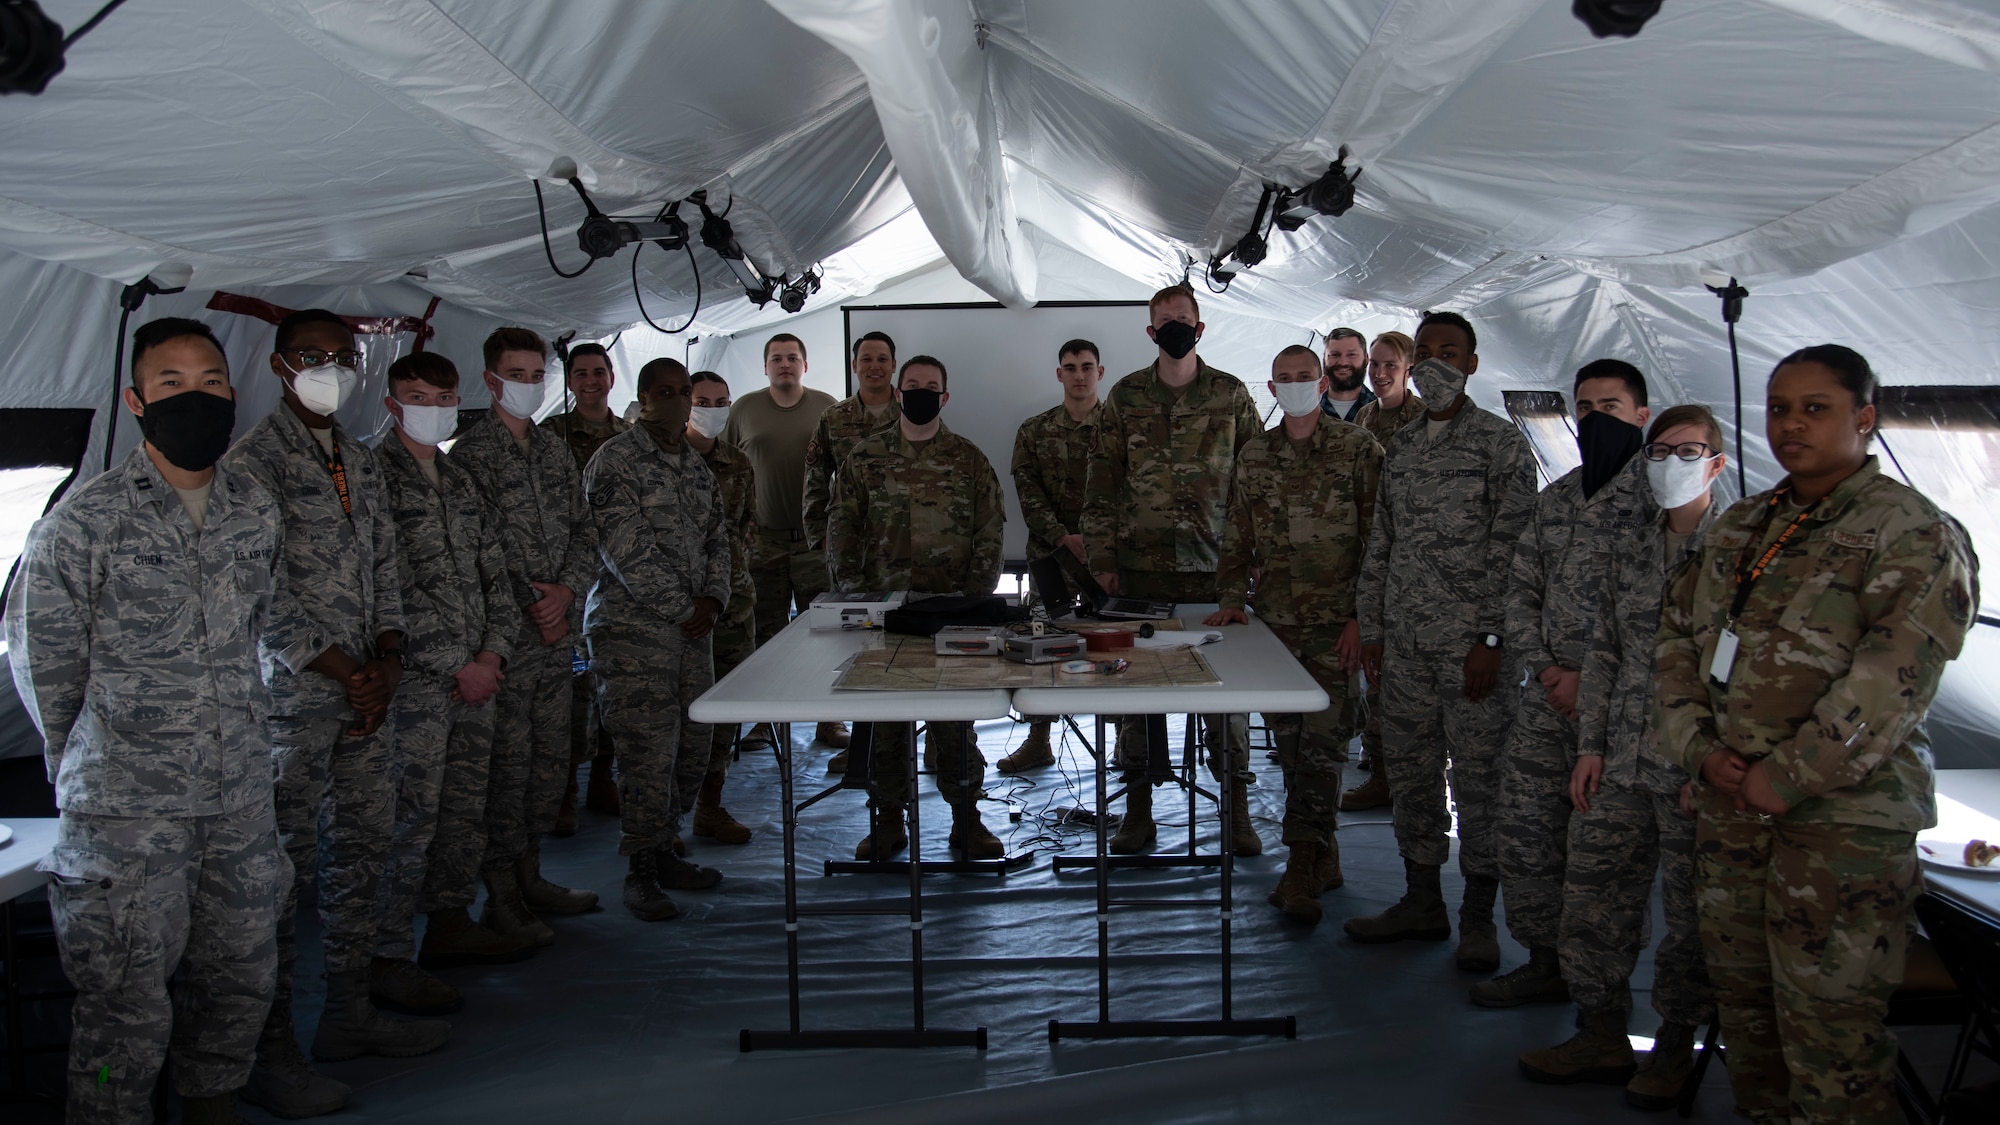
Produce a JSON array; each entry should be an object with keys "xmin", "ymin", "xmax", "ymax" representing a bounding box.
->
[
  {"xmin": 888, "ymin": 419, "xmax": 953, "ymax": 457},
  {"xmin": 1773, "ymin": 455, "xmax": 1881, "ymax": 522},
  {"xmin": 122, "ymin": 445, "xmax": 238, "ymax": 519},
  {"xmin": 272, "ymin": 399, "xmax": 350, "ymax": 456},
  {"xmin": 631, "ymin": 419, "xmax": 696, "ymax": 466},
  {"xmin": 1139, "ymin": 358, "xmax": 1215, "ymax": 403}
]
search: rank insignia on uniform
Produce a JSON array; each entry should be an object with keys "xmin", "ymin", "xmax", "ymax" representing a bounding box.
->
[
  {"xmin": 590, "ymin": 488, "xmax": 609, "ymax": 508},
  {"xmin": 805, "ymin": 439, "xmax": 819, "ymax": 464}
]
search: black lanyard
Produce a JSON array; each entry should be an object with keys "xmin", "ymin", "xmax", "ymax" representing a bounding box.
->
[{"xmin": 1728, "ymin": 492, "xmax": 1815, "ymax": 623}]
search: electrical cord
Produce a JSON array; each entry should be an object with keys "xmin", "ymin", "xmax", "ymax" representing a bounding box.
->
[
  {"xmin": 63, "ymin": 0, "xmax": 126, "ymax": 47},
  {"xmin": 533, "ymin": 180, "xmax": 594, "ymax": 279},
  {"xmin": 632, "ymin": 236, "xmax": 701, "ymax": 335}
]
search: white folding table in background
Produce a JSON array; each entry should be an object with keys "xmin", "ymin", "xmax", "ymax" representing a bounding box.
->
[
  {"xmin": 1012, "ymin": 608, "xmax": 1327, "ymax": 1043},
  {"xmin": 689, "ymin": 615, "xmax": 1010, "ymax": 1051}
]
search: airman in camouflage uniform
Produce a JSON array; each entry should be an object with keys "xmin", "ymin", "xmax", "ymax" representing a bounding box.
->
[
  {"xmin": 585, "ymin": 359, "xmax": 733, "ymax": 920},
  {"xmin": 367, "ymin": 352, "xmax": 528, "ymax": 1019},
  {"xmin": 1081, "ymin": 287, "xmax": 1264, "ymax": 856},
  {"xmin": 1340, "ymin": 334, "xmax": 1430, "ymax": 814},
  {"xmin": 222, "ymin": 310, "xmax": 448, "ymax": 1107},
  {"xmin": 540, "ymin": 349, "xmax": 632, "ymax": 827},
  {"xmin": 829, "ymin": 357, "xmax": 1006, "ymax": 860},
  {"xmin": 680, "ymin": 368, "xmax": 758, "ymax": 845},
  {"xmin": 1657, "ymin": 450, "xmax": 1976, "ymax": 1124},
  {"xmin": 5, "ymin": 319, "xmax": 291, "ymax": 1123},
  {"xmin": 1213, "ymin": 344, "xmax": 1382, "ymax": 924},
  {"xmin": 448, "ymin": 327, "xmax": 601, "ymax": 940},
  {"xmin": 1005, "ymin": 338, "xmax": 1104, "ymax": 772},
  {"xmin": 1519, "ymin": 413, "xmax": 1723, "ymax": 1103},
  {"xmin": 1346, "ymin": 314, "xmax": 1537, "ymax": 962}
]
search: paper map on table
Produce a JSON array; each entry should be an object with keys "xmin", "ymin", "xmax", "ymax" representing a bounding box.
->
[{"xmin": 832, "ymin": 633, "xmax": 1220, "ymax": 691}]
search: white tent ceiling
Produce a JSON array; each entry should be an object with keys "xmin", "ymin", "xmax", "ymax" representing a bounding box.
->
[{"xmin": 3, "ymin": 0, "xmax": 1999, "ymax": 760}]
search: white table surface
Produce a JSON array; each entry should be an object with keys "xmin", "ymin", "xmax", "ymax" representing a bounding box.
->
[
  {"xmin": 1011, "ymin": 607, "xmax": 1330, "ymax": 717},
  {"xmin": 689, "ymin": 613, "xmax": 1013, "ymax": 725},
  {"xmin": 0, "ymin": 817, "xmax": 58, "ymax": 903},
  {"xmin": 1922, "ymin": 769, "xmax": 2000, "ymax": 921}
]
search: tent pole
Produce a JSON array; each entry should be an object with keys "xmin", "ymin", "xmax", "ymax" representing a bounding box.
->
[{"xmin": 1729, "ymin": 318, "xmax": 1744, "ymax": 497}]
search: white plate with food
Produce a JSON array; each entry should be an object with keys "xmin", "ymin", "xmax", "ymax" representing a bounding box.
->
[
  {"xmin": 0, "ymin": 823, "xmax": 12, "ymax": 848},
  {"xmin": 1919, "ymin": 838, "xmax": 2000, "ymax": 877}
]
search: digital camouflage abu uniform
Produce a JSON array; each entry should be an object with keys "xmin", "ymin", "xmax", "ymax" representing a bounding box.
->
[
  {"xmin": 1080, "ymin": 360, "xmax": 1263, "ymax": 772},
  {"xmin": 540, "ymin": 409, "xmax": 630, "ymax": 769},
  {"xmin": 1216, "ymin": 417, "xmax": 1381, "ymax": 846},
  {"xmin": 1497, "ymin": 457, "xmax": 1654, "ymax": 953},
  {"xmin": 370, "ymin": 437, "xmax": 514, "ymax": 963},
  {"xmin": 448, "ymin": 408, "xmax": 599, "ymax": 874},
  {"xmin": 828, "ymin": 422, "xmax": 1004, "ymax": 810},
  {"xmin": 221, "ymin": 406, "xmax": 404, "ymax": 1027},
  {"xmin": 1656, "ymin": 458, "xmax": 1977, "ymax": 1125},
  {"xmin": 5, "ymin": 450, "xmax": 292, "ymax": 1121},
  {"xmin": 1347, "ymin": 392, "xmax": 1429, "ymax": 765},
  {"xmin": 1558, "ymin": 468, "xmax": 1720, "ymax": 1028},
  {"xmin": 583, "ymin": 424, "xmax": 731, "ymax": 857},
  {"xmin": 1356, "ymin": 401, "xmax": 1535, "ymax": 880},
  {"xmin": 801, "ymin": 393, "xmax": 898, "ymax": 552},
  {"xmin": 689, "ymin": 437, "xmax": 756, "ymax": 787}
]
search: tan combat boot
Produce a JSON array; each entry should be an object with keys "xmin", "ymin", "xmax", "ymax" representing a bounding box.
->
[
  {"xmin": 855, "ymin": 803, "xmax": 909, "ymax": 860},
  {"xmin": 1344, "ymin": 859, "xmax": 1451, "ymax": 942},
  {"xmin": 1518, "ymin": 1008, "xmax": 1638, "ymax": 1085},
  {"xmin": 1625, "ymin": 1022, "xmax": 1698, "ymax": 1110},
  {"xmin": 1268, "ymin": 840, "xmax": 1327, "ymax": 924},
  {"xmin": 997, "ymin": 723, "xmax": 1056, "ymax": 773},
  {"xmin": 949, "ymin": 803, "xmax": 1006, "ymax": 859},
  {"xmin": 1471, "ymin": 944, "xmax": 1570, "ymax": 1008},
  {"xmin": 1340, "ymin": 770, "xmax": 1392, "ymax": 811},
  {"xmin": 1227, "ymin": 777, "xmax": 1262, "ymax": 856},
  {"xmin": 816, "ymin": 721, "xmax": 851, "ymax": 748},
  {"xmin": 1317, "ymin": 834, "xmax": 1344, "ymax": 892},
  {"xmin": 741, "ymin": 722, "xmax": 777, "ymax": 748},
  {"xmin": 368, "ymin": 956, "xmax": 462, "ymax": 1017},
  {"xmin": 480, "ymin": 867, "xmax": 555, "ymax": 948},
  {"xmin": 624, "ymin": 849, "xmax": 681, "ymax": 921},
  {"xmin": 692, "ymin": 773, "xmax": 752, "ymax": 844},
  {"xmin": 1110, "ymin": 776, "xmax": 1155, "ymax": 854},
  {"xmin": 1457, "ymin": 873, "xmax": 1501, "ymax": 973},
  {"xmin": 311, "ymin": 969, "xmax": 451, "ymax": 1062},
  {"xmin": 241, "ymin": 1001, "xmax": 351, "ymax": 1119},
  {"xmin": 417, "ymin": 906, "xmax": 536, "ymax": 970},
  {"xmin": 517, "ymin": 838, "xmax": 598, "ymax": 915}
]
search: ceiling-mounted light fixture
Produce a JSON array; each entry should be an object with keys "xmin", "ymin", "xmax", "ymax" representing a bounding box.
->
[
  {"xmin": 694, "ymin": 191, "xmax": 776, "ymax": 305},
  {"xmin": 1572, "ymin": 0, "xmax": 1662, "ymax": 39},
  {"xmin": 778, "ymin": 267, "xmax": 822, "ymax": 314},
  {"xmin": 1278, "ymin": 147, "xmax": 1362, "ymax": 226}
]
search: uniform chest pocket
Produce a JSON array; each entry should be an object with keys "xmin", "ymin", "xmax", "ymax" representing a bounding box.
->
[
  {"xmin": 1774, "ymin": 542, "xmax": 1869, "ymax": 662},
  {"xmin": 1285, "ymin": 495, "xmax": 1349, "ymax": 546}
]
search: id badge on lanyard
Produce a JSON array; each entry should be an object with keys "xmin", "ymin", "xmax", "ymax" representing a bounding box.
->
[{"xmin": 1713, "ymin": 494, "xmax": 1816, "ymax": 688}]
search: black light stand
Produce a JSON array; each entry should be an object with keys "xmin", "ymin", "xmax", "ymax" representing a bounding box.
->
[{"xmin": 1704, "ymin": 273, "xmax": 1750, "ymax": 497}]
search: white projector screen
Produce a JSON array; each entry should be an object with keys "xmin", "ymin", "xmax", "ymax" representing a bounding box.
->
[{"xmin": 842, "ymin": 301, "xmax": 1162, "ymax": 565}]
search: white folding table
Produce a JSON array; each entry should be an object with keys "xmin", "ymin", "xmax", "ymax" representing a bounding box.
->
[
  {"xmin": 1012, "ymin": 608, "xmax": 1326, "ymax": 1043},
  {"xmin": 1, "ymin": 818, "xmax": 58, "ymax": 1108},
  {"xmin": 689, "ymin": 615, "xmax": 1011, "ymax": 1051}
]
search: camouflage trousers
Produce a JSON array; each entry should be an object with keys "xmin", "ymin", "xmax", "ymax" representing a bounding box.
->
[
  {"xmin": 1267, "ymin": 622, "xmax": 1355, "ymax": 846},
  {"xmin": 1560, "ymin": 760, "xmax": 1712, "ymax": 1025},
  {"xmin": 865, "ymin": 721, "xmax": 984, "ymax": 809},
  {"xmin": 375, "ymin": 678, "xmax": 497, "ymax": 961},
  {"xmin": 703, "ymin": 596, "xmax": 758, "ymax": 779},
  {"xmin": 592, "ymin": 623, "xmax": 714, "ymax": 856},
  {"xmin": 1112, "ymin": 570, "xmax": 1248, "ymax": 783},
  {"xmin": 568, "ymin": 666, "xmax": 602, "ymax": 767},
  {"xmin": 1377, "ymin": 639, "xmax": 1516, "ymax": 875},
  {"xmin": 750, "ymin": 525, "xmax": 827, "ymax": 647},
  {"xmin": 1697, "ymin": 810, "xmax": 1917, "ymax": 1125},
  {"xmin": 267, "ymin": 714, "xmax": 395, "ymax": 990},
  {"xmin": 1356, "ymin": 677, "xmax": 1383, "ymax": 767},
  {"xmin": 482, "ymin": 642, "xmax": 571, "ymax": 875},
  {"xmin": 44, "ymin": 802, "xmax": 286, "ymax": 1121},
  {"xmin": 1497, "ymin": 688, "xmax": 1577, "ymax": 948}
]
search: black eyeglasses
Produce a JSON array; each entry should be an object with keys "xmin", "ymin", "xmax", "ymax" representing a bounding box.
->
[
  {"xmin": 1643, "ymin": 441, "xmax": 1718, "ymax": 463},
  {"xmin": 283, "ymin": 347, "xmax": 362, "ymax": 368}
]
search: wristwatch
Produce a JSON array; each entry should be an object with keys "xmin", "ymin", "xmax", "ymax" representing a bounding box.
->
[
  {"xmin": 1478, "ymin": 633, "xmax": 1503, "ymax": 649},
  {"xmin": 378, "ymin": 644, "xmax": 411, "ymax": 671}
]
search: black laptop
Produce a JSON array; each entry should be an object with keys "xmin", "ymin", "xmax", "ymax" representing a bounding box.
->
[{"xmin": 1027, "ymin": 552, "xmax": 1174, "ymax": 621}]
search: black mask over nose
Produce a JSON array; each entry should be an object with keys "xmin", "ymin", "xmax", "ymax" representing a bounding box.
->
[{"xmin": 1577, "ymin": 410, "xmax": 1644, "ymax": 498}]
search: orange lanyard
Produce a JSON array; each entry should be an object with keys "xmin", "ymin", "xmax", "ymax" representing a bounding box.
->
[
  {"xmin": 1728, "ymin": 493, "xmax": 1814, "ymax": 622},
  {"xmin": 323, "ymin": 442, "xmax": 352, "ymax": 517}
]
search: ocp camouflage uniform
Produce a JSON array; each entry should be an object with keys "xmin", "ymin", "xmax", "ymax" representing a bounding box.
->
[
  {"xmin": 692, "ymin": 437, "xmax": 756, "ymax": 785},
  {"xmin": 1356, "ymin": 403, "xmax": 1535, "ymax": 878},
  {"xmin": 1348, "ymin": 393, "xmax": 1429, "ymax": 764},
  {"xmin": 801, "ymin": 394, "xmax": 898, "ymax": 552},
  {"xmin": 221, "ymin": 407, "xmax": 404, "ymax": 1024},
  {"xmin": 448, "ymin": 409, "xmax": 598, "ymax": 875},
  {"xmin": 1497, "ymin": 458, "xmax": 1653, "ymax": 952},
  {"xmin": 1081, "ymin": 360, "xmax": 1263, "ymax": 774},
  {"xmin": 540, "ymin": 409, "xmax": 630, "ymax": 768},
  {"xmin": 1216, "ymin": 418, "xmax": 1381, "ymax": 846},
  {"xmin": 584, "ymin": 425, "xmax": 731, "ymax": 856},
  {"xmin": 1011, "ymin": 401, "xmax": 1100, "ymax": 727},
  {"xmin": 370, "ymin": 438, "xmax": 514, "ymax": 962},
  {"xmin": 828, "ymin": 423, "xmax": 1004, "ymax": 809},
  {"xmin": 5, "ymin": 450, "xmax": 290, "ymax": 1120},
  {"xmin": 1558, "ymin": 473, "xmax": 1721, "ymax": 1027},
  {"xmin": 1656, "ymin": 458, "xmax": 1978, "ymax": 1125}
]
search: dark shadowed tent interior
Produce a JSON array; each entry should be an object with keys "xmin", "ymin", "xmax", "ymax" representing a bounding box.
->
[{"xmin": 3, "ymin": 1, "xmax": 2000, "ymax": 1122}]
